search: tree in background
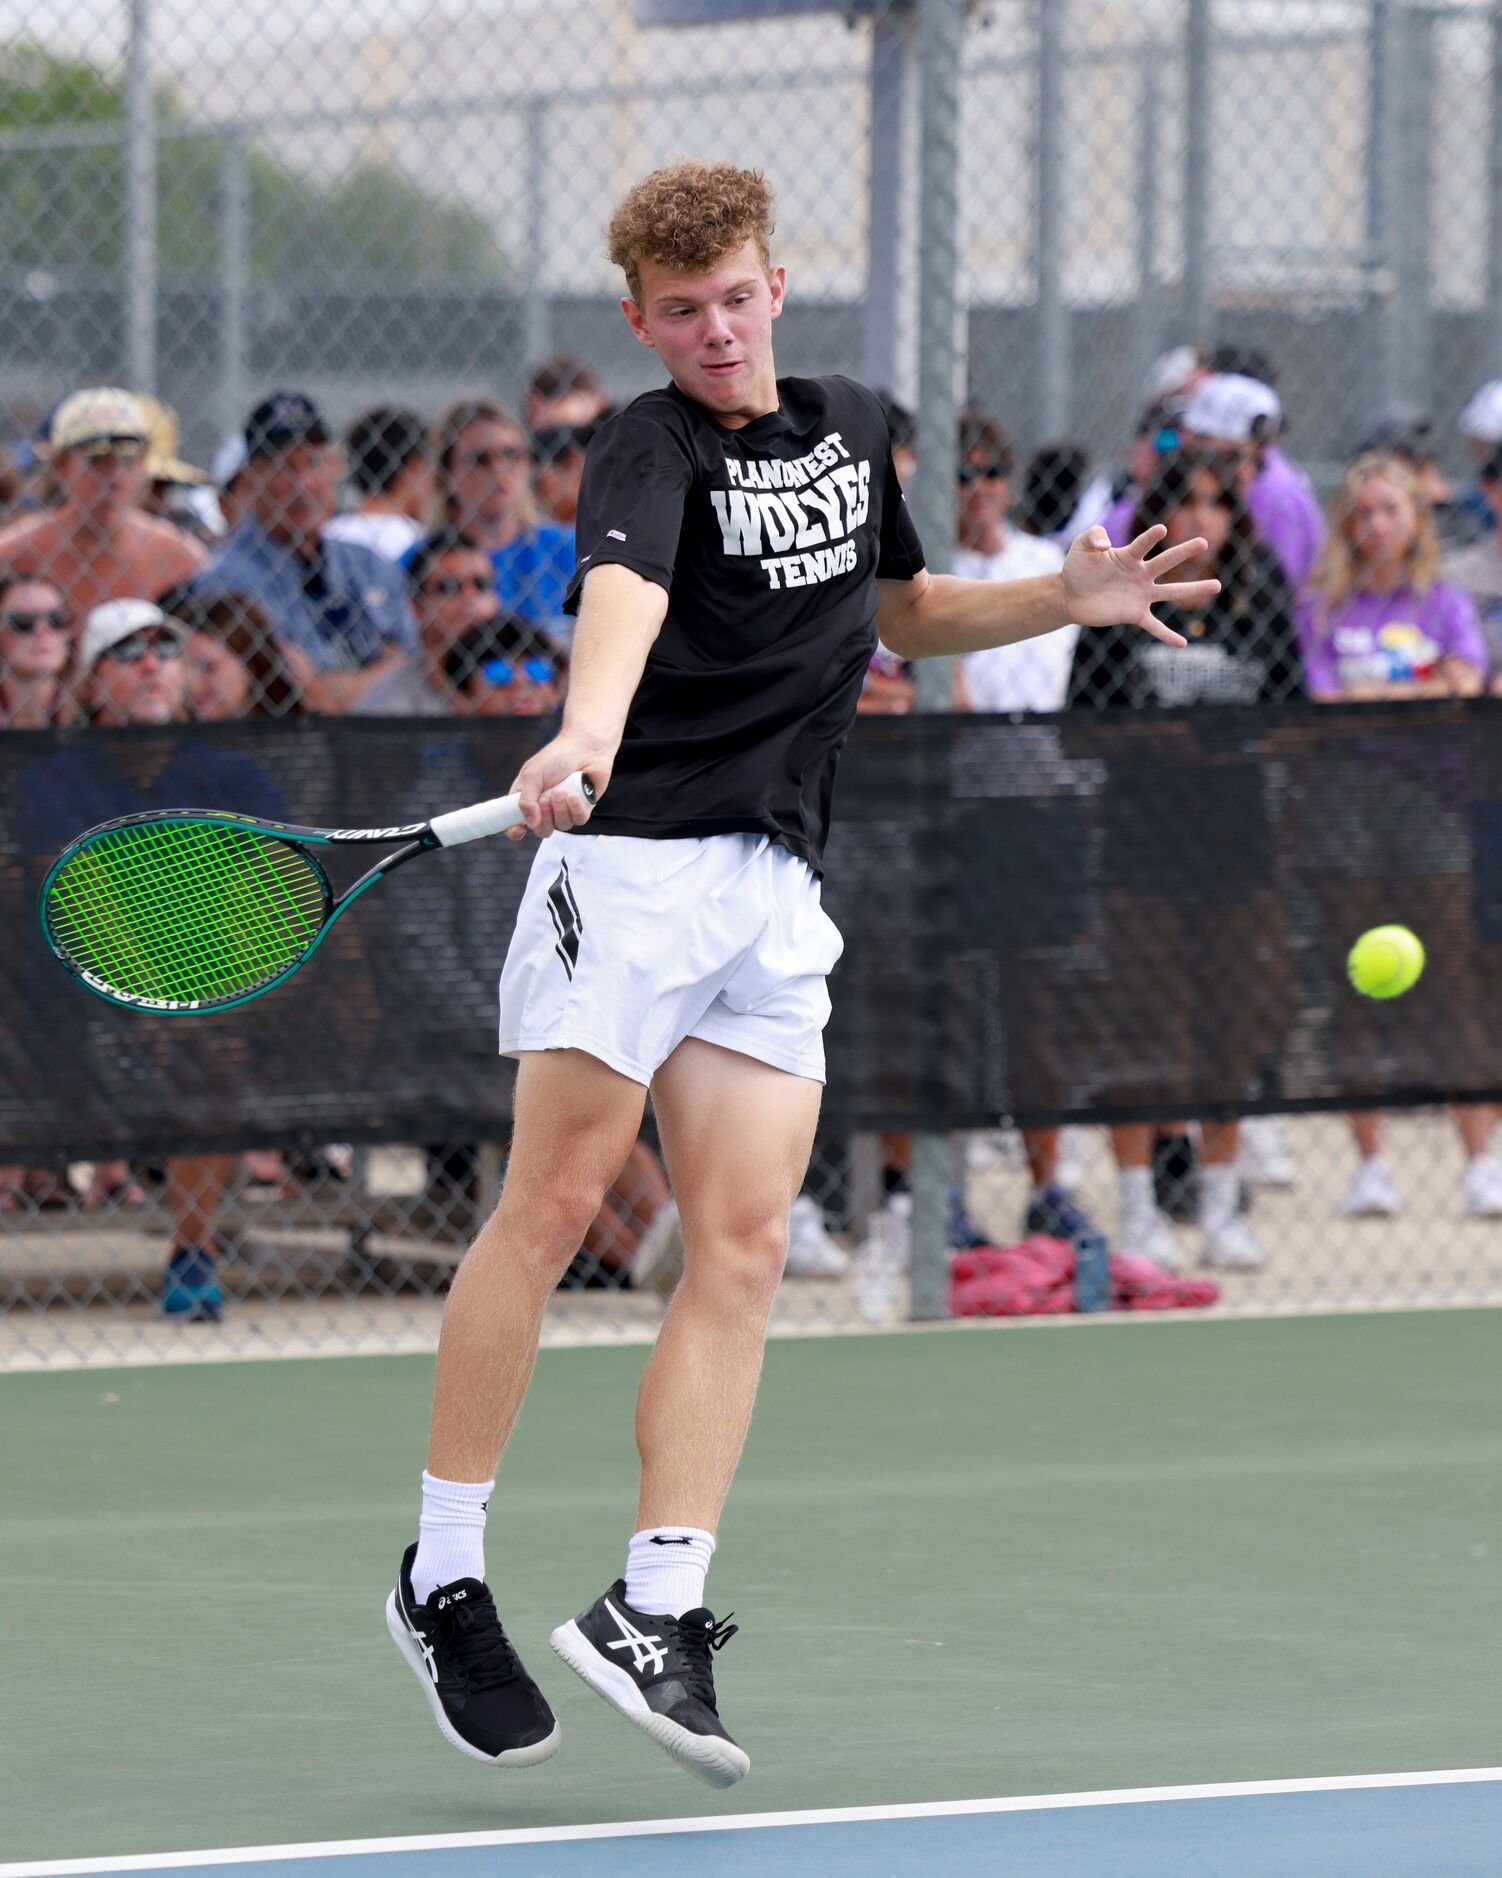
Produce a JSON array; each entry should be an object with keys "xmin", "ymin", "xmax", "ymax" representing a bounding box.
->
[{"xmin": 0, "ymin": 41, "xmax": 509, "ymax": 283}]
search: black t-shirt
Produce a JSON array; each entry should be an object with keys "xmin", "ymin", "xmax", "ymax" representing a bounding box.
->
[{"xmin": 563, "ymin": 373, "xmax": 925, "ymax": 870}]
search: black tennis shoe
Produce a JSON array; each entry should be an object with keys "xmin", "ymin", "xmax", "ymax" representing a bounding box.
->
[
  {"xmin": 550, "ymin": 1580, "xmax": 749, "ymax": 1787},
  {"xmin": 386, "ymin": 1543, "xmax": 560, "ymax": 1766}
]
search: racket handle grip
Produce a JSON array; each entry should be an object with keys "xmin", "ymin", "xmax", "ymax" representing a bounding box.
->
[{"xmin": 429, "ymin": 772, "xmax": 596, "ymax": 848}]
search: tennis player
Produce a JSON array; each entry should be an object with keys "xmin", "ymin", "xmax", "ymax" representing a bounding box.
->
[{"xmin": 387, "ymin": 160, "xmax": 1216, "ymax": 1786}]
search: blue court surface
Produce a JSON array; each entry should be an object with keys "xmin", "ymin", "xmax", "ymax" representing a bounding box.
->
[{"xmin": 6, "ymin": 1773, "xmax": 1499, "ymax": 1878}]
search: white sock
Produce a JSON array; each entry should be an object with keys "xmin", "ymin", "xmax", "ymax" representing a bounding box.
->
[
  {"xmin": 1118, "ymin": 1165, "xmax": 1153, "ymax": 1213},
  {"xmin": 412, "ymin": 1470, "xmax": 493, "ymax": 1605},
  {"xmin": 625, "ymin": 1527, "xmax": 715, "ymax": 1618},
  {"xmin": 1201, "ymin": 1164, "xmax": 1239, "ymax": 1233}
]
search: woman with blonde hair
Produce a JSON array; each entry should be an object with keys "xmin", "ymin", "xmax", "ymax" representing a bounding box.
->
[
  {"xmin": 424, "ymin": 397, "xmax": 573, "ymax": 644},
  {"xmin": 1296, "ymin": 452, "xmax": 1501, "ymax": 1219},
  {"xmin": 1298, "ymin": 453, "xmax": 1485, "ymax": 701}
]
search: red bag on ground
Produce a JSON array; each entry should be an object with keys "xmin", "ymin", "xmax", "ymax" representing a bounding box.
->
[{"xmin": 948, "ymin": 1238, "xmax": 1221, "ymax": 1316}]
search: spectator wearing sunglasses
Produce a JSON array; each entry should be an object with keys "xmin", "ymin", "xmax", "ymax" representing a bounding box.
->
[
  {"xmin": 351, "ymin": 529, "xmax": 558, "ymax": 717},
  {"xmin": 191, "ymin": 392, "xmax": 419, "ymax": 714},
  {"xmin": 0, "ymin": 573, "xmax": 73, "ymax": 726},
  {"xmin": 0, "ymin": 388, "xmax": 206, "ymax": 626},
  {"xmin": 952, "ymin": 418, "xmax": 1082, "ymax": 714},
  {"xmin": 76, "ymin": 597, "xmax": 192, "ymax": 726},
  {"xmin": 424, "ymin": 398, "xmax": 574, "ymax": 644}
]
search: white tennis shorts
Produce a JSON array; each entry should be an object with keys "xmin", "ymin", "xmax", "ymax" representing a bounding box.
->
[{"xmin": 497, "ymin": 831, "xmax": 844, "ymax": 1085}]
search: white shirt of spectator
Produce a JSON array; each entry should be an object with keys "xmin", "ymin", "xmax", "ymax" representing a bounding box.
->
[
  {"xmin": 324, "ymin": 511, "xmax": 426, "ymax": 563},
  {"xmin": 953, "ymin": 532, "xmax": 1081, "ymax": 713}
]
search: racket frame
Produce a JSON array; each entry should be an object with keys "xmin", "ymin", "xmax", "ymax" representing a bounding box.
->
[{"xmin": 40, "ymin": 774, "xmax": 594, "ymax": 1015}]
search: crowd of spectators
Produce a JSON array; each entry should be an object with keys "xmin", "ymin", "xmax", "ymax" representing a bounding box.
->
[{"xmin": 5, "ymin": 339, "xmax": 1502, "ymax": 1310}]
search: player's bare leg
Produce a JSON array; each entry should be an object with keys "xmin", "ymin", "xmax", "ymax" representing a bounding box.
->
[
  {"xmin": 427, "ymin": 1047, "xmax": 647, "ymax": 1481},
  {"xmin": 551, "ymin": 1038, "xmax": 821, "ymax": 1788},
  {"xmin": 635, "ymin": 1039, "xmax": 821, "ymax": 1531},
  {"xmin": 388, "ymin": 1047, "xmax": 645, "ymax": 1768}
]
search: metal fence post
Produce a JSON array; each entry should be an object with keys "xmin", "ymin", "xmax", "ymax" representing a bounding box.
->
[
  {"xmin": 1181, "ymin": 0, "xmax": 1211, "ymax": 344},
  {"xmin": 1390, "ymin": 1, "xmax": 1432, "ymax": 411},
  {"xmin": 864, "ymin": 2, "xmax": 916, "ymax": 400},
  {"xmin": 125, "ymin": 0, "xmax": 159, "ymax": 391},
  {"xmin": 1366, "ymin": 0, "xmax": 1397, "ymax": 423},
  {"xmin": 1034, "ymin": 0, "xmax": 1068, "ymax": 442},
  {"xmin": 1489, "ymin": 0, "xmax": 1502, "ymax": 377},
  {"xmin": 522, "ymin": 100, "xmax": 549, "ymax": 386},
  {"xmin": 220, "ymin": 133, "xmax": 248, "ymax": 440},
  {"xmin": 1131, "ymin": 41, "xmax": 1162, "ymax": 409},
  {"xmin": 908, "ymin": 0, "xmax": 964, "ymax": 1324}
]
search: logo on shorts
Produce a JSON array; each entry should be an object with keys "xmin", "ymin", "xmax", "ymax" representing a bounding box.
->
[{"xmin": 547, "ymin": 859, "xmax": 583, "ymax": 979}]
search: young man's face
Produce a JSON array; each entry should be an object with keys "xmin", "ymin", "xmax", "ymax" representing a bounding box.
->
[
  {"xmin": 414, "ymin": 546, "xmax": 500, "ymax": 654},
  {"xmin": 623, "ymin": 240, "xmax": 785, "ymax": 426},
  {"xmin": 88, "ymin": 628, "xmax": 188, "ymax": 725},
  {"xmin": 249, "ymin": 442, "xmax": 341, "ymax": 554},
  {"xmin": 55, "ymin": 439, "xmax": 148, "ymax": 525}
]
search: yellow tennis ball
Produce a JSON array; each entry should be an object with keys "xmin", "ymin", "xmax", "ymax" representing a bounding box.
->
[{"xmin": 1347, "ymin": 925, "xmax": 1425, "ymax": 999}]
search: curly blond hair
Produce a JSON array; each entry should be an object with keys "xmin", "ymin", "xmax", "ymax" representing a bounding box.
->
[
  {"xmin": 1307, "ymin": 452, "xmax": 1440, "ymax": 623},
  {"xmin": 608, "ymin": 161, "xmax": 775, "ymax": 303}
]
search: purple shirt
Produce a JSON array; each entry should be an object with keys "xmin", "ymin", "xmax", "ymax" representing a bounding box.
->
[
  {"xmin": 1295, "ymin": 582, "xmax": 1488, "ymax": 697},
  {"xmin": 1250, "ymin": 447, "xmax": 1325, "ymax": 592},
  {"xmin": 1104, "ymin": 447, "xmax": 1326, "ymax": 591}
]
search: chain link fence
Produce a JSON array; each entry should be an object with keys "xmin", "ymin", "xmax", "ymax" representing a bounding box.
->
[{"xmin": 6, "ymin": 0, "xmax": 1502, "ymax": 1364}]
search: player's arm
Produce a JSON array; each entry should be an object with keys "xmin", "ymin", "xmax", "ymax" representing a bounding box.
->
[
  {"xmin": 507, "ymin": 563, "xmax": 668, "ymax": 839},
  {"xmin": 876, "ymin": 524, "xmax": 1219, "ymax": 658}
]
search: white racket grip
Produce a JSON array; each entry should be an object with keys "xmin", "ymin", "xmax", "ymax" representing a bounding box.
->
[{"xmin": 429, "ymin": 772, "xmax": 595, "ymax": 848}]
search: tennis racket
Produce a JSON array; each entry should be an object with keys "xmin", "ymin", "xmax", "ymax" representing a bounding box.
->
[{"xmin": 39, "ymin": 772, "xmax": 595, "ymax": 1016}]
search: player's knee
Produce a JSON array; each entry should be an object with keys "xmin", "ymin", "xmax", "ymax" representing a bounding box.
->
[
  {"xmin": 684, "ymin": 1209, "xmax": 789, "ymax": 1304},
  {"xmin": 487, "ymin": 1178, "xmax": 608, "ymax": 1274}
]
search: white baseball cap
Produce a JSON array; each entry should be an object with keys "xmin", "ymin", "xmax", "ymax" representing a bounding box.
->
[
  {"xmin": 1145, "ymin": 345, "xmax": 1202, "ymax": 405},
  {"xmin": 1459, "ymin": 380, "xmax": 1502, "ymax": 444},
  {"xmin": 79, "ymin": 599, "xmax": 186, "ymax": 673},
  {"xmin": 1180, "ymin": 373, "xmax": 1282, "ymax": 444}
]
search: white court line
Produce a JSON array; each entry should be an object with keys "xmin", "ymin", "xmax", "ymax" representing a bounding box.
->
[{"xmin": 5, "ymin": 1766, "xmax": 1499, "ymax": 1875}]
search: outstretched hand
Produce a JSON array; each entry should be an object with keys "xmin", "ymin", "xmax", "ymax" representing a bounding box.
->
[{"xmin": 1061, "ymin": 524, "xmax": 1220, "ymax": 647}]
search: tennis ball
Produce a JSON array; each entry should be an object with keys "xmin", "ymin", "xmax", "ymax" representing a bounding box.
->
[{"xmin": 1347, "ymin": 925, "xmax": 1425, "ymax": 999}]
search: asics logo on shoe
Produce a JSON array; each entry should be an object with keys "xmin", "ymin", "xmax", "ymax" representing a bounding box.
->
[
  {"xmin": 649, "ymin": 1535, "xmax": 692, "ymax": 1546},
  {"xmin": 435, "ymin": 1588, "xmax": 468, "ymax": 1609},
  {"xmin": 603, "ymin": 1599, "xmax": 666, "ymax": 1676}
]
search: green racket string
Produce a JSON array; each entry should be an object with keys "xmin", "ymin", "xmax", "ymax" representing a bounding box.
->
[{"xmin": 44, "ymin": 820, "xmax": 327, "ymax": 1005}]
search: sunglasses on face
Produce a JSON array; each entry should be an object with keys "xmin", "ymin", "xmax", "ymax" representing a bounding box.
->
[
  {"xmin": 456, "ymin": 446, "xmax": 526, "ymax": 472},
  {"xmin": 427, "ymin": 573, "xmax": 497, "ymax": 598},
  {"xmin": 478, "ymin": 655, "xmax": 554, "ymax": 688},
  {"xmin": 102, "ymin": 632, "xmax": 184, "ymax": 664},
  {"xmin": 958, "ymin": 462, "xmax": 1011, "ymax": 484},
  {"xmin": 0, "ymin": 610, "xmax": 68, "ymax": 635},
  {"xmin": 75, "ymin": 437, "xmax": 147, "ymax": 463}
]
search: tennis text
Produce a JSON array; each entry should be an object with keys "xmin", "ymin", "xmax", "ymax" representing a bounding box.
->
[{"xmin": 711, "ymin": 431, "xmax": 872, "ymax": 591}]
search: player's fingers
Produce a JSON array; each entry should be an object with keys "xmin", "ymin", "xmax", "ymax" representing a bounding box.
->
[
  {"xmin": 1139, "ymin": 610, "xmax": 1189, "ymax": 648},
  {"xmin": 541, "ymin": 779, "xmax": 593, "ymax": 832},
  {"xmin": 1123, "ymin": 523, "xmax": 1168, "ymax": 561},
  {"xmin": 512, "ymin": 763, "xmax": 547, "ymax": 831},
  {"xmin": 1144, "ymin": 536, "xmax": 1210, "ymax": 577},
  {"xmin": 1166, "ymin": 575, "xmax": 1222, "ymax": 606}
]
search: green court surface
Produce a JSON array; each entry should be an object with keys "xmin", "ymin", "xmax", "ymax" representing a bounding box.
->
[{"xmin": 4, "ymin": 1311, "xmax": 1500, "ymax": 1865}]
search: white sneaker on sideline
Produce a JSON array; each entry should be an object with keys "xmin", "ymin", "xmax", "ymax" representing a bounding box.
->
[
  {"xmin": 1055, "ymin": 1126, "xmax": 1090, "ymax": 1195},
  {"xmin": 1238, "ymin": 1115, "xmax": 1298, "ymax": 1188},
  {"xmin": 1462, "ymin": 1153, "xmax": 1502, "ymax": 1218},
  {"xmin": 853, "ymin": 1193, "xmax": 911, "ymax": 1323},
  {"xmin": 785, "ymin": 1195, "xmax": 851, "ymax": 1277},
  {"xmin": 1340, "ymin": 1158, "xmax": 1404, "ymax": 1218},
  {"xmin": 1200, "ymin": 1216, "xmax": 1266, "ymax": 1270},
  {"xmin": 629, "ymin": 1200, "xmax": 683, "ymax": 1294},
  {"xmin": 1119, "ymin": 1197, "xmax": 1184, "ymax": 1271}
]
